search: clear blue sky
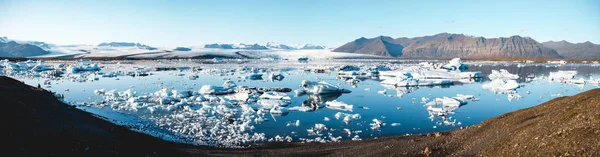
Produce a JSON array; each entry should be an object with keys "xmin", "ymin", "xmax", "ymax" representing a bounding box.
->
[{"xmin": 0, "ymin": 0, "xmax": 599, "ymax": 47}]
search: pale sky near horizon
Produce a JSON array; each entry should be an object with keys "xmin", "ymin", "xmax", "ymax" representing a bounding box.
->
[{"xmin": 0, "ymin": 0, "xmax": 599, "ymax": 47}]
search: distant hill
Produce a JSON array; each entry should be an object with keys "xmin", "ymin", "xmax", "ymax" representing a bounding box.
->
[
  {"xmin": 334, "ymin": 33, "xmax": 563, "ymax": 59},
  {"xmin": 173, "ymin": 47, "xmax": 192, "ymax": 51},
  {"xmin": 98, "ymin": 42, "xmax": 157, "ymax": 50},
  {"xmin": 334, "ymin": 36, "xmax": 404, "ymax": 57},
  {"xmin": 542, "ymin": 41, "xmax": 600, "ymax": 58},
  {"xmin": 265, "ymin": 42, "xmax": 326, "ymax": 50},
  {"xmin": 0, "ymin": 41, "xmax": 49, "ymax": 58}
]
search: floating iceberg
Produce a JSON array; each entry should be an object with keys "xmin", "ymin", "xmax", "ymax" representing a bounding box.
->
[
  {"xmin": 548, "ymin": 71, "xmax": 577, "ymax": 82},
  {"xmin": 257, "ymin": 99, "xmax": 290, "ymax": 108},
  {"xmin": 325, "ymin": 100, "xmax": 353, "ymax": 111},
  {"xmin": 66, "ymin": 63, "xmax": 101, "ymax": 73},
  {"xmin": 198, "ymin": 80, "xmax": 237, "ymax": 95},
  {"xmin": 269, "ymin": 73, "xmax": 285, "ymax": 81},
  {"xmin": 488, "ymin": 69, "xmax": 519, "ymax": 80},
  {"xmin": 482, "ymin": 79, "xmax": 520, "ymax": 93},
  {"xmin": 381, "ymin": 77, "xmax": 452, "ymax": 87},
  {"xmin": 442, "ymin": 58, "xmax": 468, "ymax": 71},
  {"xmin": 299, "ymin": 80, "xmax": 351, "ymax": 94},
  {"xmin": 259, "ymin": 92, "xmax": 291, "ymax": 100}
]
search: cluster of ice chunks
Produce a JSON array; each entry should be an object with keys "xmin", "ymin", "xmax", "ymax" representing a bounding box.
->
[
  {"xmin": 90, "ymin": 80, "xmax": 307, "ymax": 146},
  {"xmin": 423, "ymin": 94, "xmax": 476, "ymax": 126}
]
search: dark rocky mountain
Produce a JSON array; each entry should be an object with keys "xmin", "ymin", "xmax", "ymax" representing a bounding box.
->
[
  {"xmin": 0, "ymin": 41, "xmax": 49, "ymax": 58},
  {"xmin": 98, "ymin": 42, "xmax": 157, "ymax": 50},
  {"xmin": 333, "ymin": 36, "xmax": 404, "ymax": 57},
  {"xmin": 542, "ymin": 41, "xmax": 600, "ymax": 58},
  {"xmin": 173, "ymin": 47, "xmax": 192, "ymax": 51},
  {"xmin": 334, "ymin": 33, "xmax": 563, "ymax": 59}
]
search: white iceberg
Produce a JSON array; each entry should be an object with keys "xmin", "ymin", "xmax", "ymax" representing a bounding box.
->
[
  {"xmin": 325, "ymin": 100, "xmax": 353, "ymax": 111},
  {"xmin": 300, "ymin": 80, "xmax": 351, "ymax": 94},
  {"xmin": 198, "ymin": 80, "xmax": 237, "ymax": 95},
  {"xmin": 259, "ymin": 92, "xmax": 291, "ymax": 100},
  {"xmin": 488, "ymin": 69, "xmax": 519, "ymax": 80},
  {"xmin": 482, "ymin": 79, "xmax": 520, "ymax": 93},
  {"xmin": 442, "ymin": 58, "xmax": 468, "ymax": 71},
  {"xmin": 548, "ymin": 71, "xmax": 577, "ymax": 81}
]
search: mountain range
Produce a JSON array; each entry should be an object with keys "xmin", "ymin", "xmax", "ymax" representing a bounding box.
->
[
  {"xmin": 204, "ymin": 42, "xmax": 326, "ymax": 50},
  {"xmin": 0, "ymin": 40, "xmax": 49, "ymax": 58},
  {"xmin": 542, "ymin": 41, "xmax": 600, "ymax": 59},
  {"xmin": 204, "ymin": 43, "xmax": 269, "ymax": 50},
  {"xmin": 1, "ymin": 35, "xmax": 598, "ymax": 59},
  {"xmin": 334, "ymin": 33, "xmax": 580, "ymax": 59}
]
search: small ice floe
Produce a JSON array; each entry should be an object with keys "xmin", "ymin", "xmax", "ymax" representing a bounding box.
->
[
  {"xmin": 424, "ymin": 97, "xmax": 464, "ymax": 107},
  {"xmin": 589, "ymin": 76, "xmax": 600, "ymax": 84},
  {"xmin": 198, "ymin": 80, "xmax": 237, "ymax": 95},
  {"xmin": 299, "ymin": 80, "xmax": 352, "ymax": 94},
  {"xmin": 269, "ymin": 73, "xmax": 285, "ymax": 81},
  {"xmin": 257, "ymin": 99, "xmax": 290, "ymax": 108},
  {"xmin": 482, "ymin": 79, "xmax": 520, "ymax": 93},
  {"xmin": 547, "ymin": 60, "xmax": 567, "ymax": 64},
  {"xmin": 308, "ymin": 123, "xmax": 327, "ymax": 135},
  {"xmin": 548, "ymin": 71, "xmax": 577, "ymax": 82},
  {"xmin": 324, "ymin": 117, "xmax": 330, "ymax": 121},
  {"xmin": 66, "ymin": 61, "xmax": 101, "ymax": 73},
  {"xmin": 488, "ymin": 69, "xmax": 519, "ymax": 80},
  {"xmin": 380, "ymin": 76, "xmax": 453, "ymax": 87},
  {"xmin": 452, "ymin": 94, "xmax": 475, "ymax": 102},
  {"xmin": 551, "ymin": 93, "xmax": 563, "ymax": 97},
  {"xmin": 325, "ymin": 100, "xmax": 353, "ymax": 111},
  {"xmin": 352, "ymin": 135, "xmax": 362, "ymax": 141},
  {"xmin": 377, "ymin": 89, "xmax": 387, "ymax": 95},
  {"xmin": 287, "ymin": 106, "xmax": 314, "ymax": 112},
  {"xmin": 259, "ymin": 92, "xmax": 291, "ymax": 100},
  {"xmin": 246, "ymin": 73, "xmax": 263, "ymax": 80},
  {"xmin": 30, "ymin": 60, "xmax": 54, "ymax": 72},
  {"xmin": 421, "ymin": 97, "xmax": 430, "ymax": 103},
  {"xmin": 286, "ymin": 120, "xmax": 300, "ymax": 127},
  {"xmin": 442, "ymin": 58, "xmax": 469, "ymax": 71},
  {"xmin": 270, "ymin": 106, "xmax": 288, "ymax": 115},
  {"xmin": 566, "ymin": 78, "xmax": 586, "ymax": 84},
  {"xmin": 370, "ymin": 119, "xmax": 385, "ymax": 130},
  {"xmin": 334, "ymin": 112, "xmax": 361, "ymax": 124},
  {"xmin": 391, "ymin": 123, "xmax": 401, "ymax": 126},
  {"xmin": 507, "ymin": 93, "xmax": 523, "ymax": 101}
]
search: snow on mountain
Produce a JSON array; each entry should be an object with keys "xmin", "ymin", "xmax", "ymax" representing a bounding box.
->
[
  {"xmin": 98, "ymin": 42, "xmax": 157, "ymax": 50},
  {"xmin": 265, "ymin": 42, "xmax": 295, "ymax": 49},
  {"xmin": 296, "ymin": 43, "xmax": 326, "ymax": 50},
  {"xmin": 0, "ymin": 36, "xmax": 55, "ymax": 50}
]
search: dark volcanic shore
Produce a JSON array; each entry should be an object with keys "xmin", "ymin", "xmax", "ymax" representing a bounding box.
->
[{"xmin": 2, "ymin": 76, "xmax": 599, "ymax": 156}]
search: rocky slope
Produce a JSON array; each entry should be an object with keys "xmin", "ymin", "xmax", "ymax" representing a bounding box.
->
[
  {"xmin": 0, "ymin": 41, "xmax": 49, "ymax": 58},
  {"xmin": 334, "ymin": 33, "xmax": 563, "ymax": 59},
  {"xmin": 542, "ymin": 40, "xmax": 600, "ymax": 58}
]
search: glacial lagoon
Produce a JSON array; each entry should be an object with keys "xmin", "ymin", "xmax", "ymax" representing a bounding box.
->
[{"xmin": 4, "ymin": 59, "xmax": 599, "ymax": 147}]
